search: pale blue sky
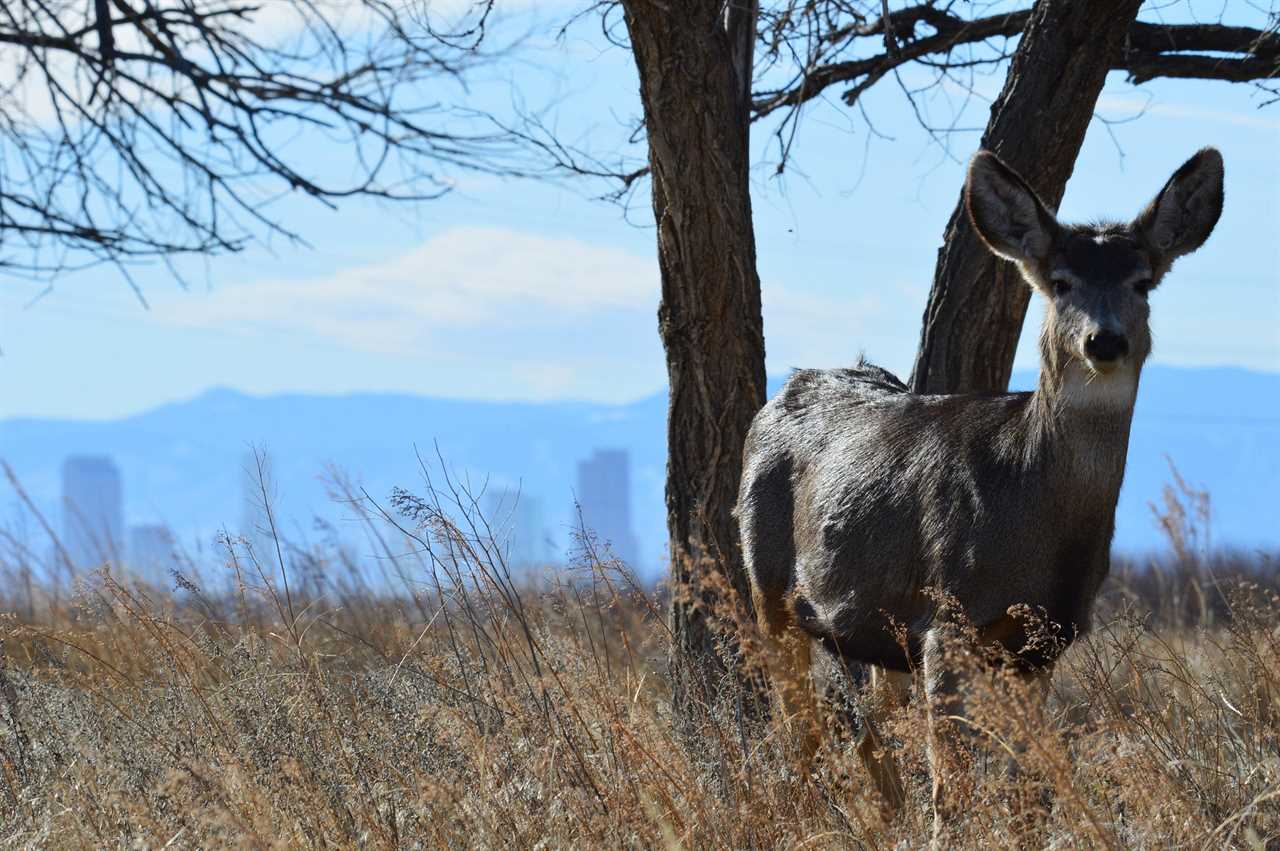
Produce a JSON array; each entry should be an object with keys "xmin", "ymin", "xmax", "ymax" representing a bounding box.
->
[{"xmin": 3, "ymin": 3, "xmax": 1278, "ymax": 420}]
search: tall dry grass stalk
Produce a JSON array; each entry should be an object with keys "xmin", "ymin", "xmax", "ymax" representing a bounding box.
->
[{"xmin": 0, "ymin": 459, "xmax": 1277, "ymax": 849}]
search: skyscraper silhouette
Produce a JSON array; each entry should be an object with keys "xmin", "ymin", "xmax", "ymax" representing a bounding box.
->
[
  {"xmin": 482, "ymin": 486, "xmax": 549, "ymax": 579},
  {"xmin": 129, "ymin": 524, "xmax": 176, "ymax": 586},
  {"xmin": 61, "ymin": 455, "xmax": 124, "ymax": 569},
  {"xmin": 575, "ymin": 449, "xmax": 640, "ymax": 568}
]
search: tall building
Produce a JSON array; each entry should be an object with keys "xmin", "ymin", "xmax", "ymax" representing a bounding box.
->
[
  {"xmin": 482, "ymin": 487, "xmax": 549, "ymax": 579},
  {"xmin": 575, "ymin": 449, "xmax": 640, "ymax": 568},
  {"xmin": 129, "ymin": 524, "xmax": 176, "ymax": 586},
  {"xmin": 61, "ymin": 455, "xmax": 124, "ymax": 569}
]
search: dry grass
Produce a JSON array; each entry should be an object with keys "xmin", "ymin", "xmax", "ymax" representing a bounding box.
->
[{"xmin": 1, "ymin": 467, "xmax": 1278, "ymax": 849}]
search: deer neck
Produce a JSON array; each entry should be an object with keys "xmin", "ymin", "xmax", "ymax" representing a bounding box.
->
[{"xmin": 1025, "ymin": 348, "xmax": 1140, "ymax": 497}]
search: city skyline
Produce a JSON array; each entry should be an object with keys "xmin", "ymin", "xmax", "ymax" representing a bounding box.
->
[
  {"xmin": 129, "ymin": 524, "xmax": 177, "ymax": 587},
  {"xmin": 483, "ymin": 486, "xmax": 552, "ymax": 578},
  {"xmin": 61, "ymin": 455, "xmax": 124, "ymax": 571},
  {"xmin": 31, "ymin": 441, "xmax": 652, "ymax": 580},
  {"xmin": 4, "ymin": 367, "xmax": 1276, "ymax": 581},
  {"xmin": 576, "ymin": 449, "xmax": 641, "ymax": 570}
]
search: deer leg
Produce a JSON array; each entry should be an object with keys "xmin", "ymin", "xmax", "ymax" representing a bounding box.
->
[
  {"xmin": 753, "ymin": 588, "xmax": 816, "ymax": 766},
  {"xmin": 1004, "ymin": 663, "xmax": 1056, "ymax": 845},
  {"xmin": 855, "ymin": 665, "xmax": 910, "ymax": 811},
  {"xmin": 924, "ymin": 621, "xmax": 1058, "ymax": 848},
  {"xmin": 1016, "ymin": 663, "xmax": 1053, "ymax": 716},
  {"xmin": 922, "ymin": 625, "xmax": 970, "ymax": 850},
  {"xmin": 975, "ymin": 613, "xmax": 1061, "ymax": 842}
]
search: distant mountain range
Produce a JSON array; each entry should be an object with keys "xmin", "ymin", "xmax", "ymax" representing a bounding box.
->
[{"xmin": 3, "ymin": 365, "xmax": 1277, "ymax": 579}]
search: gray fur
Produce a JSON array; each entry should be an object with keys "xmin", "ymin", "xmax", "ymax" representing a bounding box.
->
[{"xmin": 738, "ymin": 148, "xmax": 1225, "ymax": 672}]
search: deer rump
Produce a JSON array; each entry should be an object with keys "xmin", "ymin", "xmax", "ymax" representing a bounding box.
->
[{"xmin": 737, "ymin": 359, "xmax": 1115, "ymax": 673}]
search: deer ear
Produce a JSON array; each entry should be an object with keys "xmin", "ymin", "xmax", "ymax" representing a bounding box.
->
[
  {"xmin": 966, "ymin": 151, "xmax": 1059, "ymax": 265},
  {"xmin": 1134, "ymin": 147, "xmax": 1224, "ymax": 263}
]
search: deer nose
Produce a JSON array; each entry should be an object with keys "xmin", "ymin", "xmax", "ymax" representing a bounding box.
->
[{"xmin": 1084, "ymin": 331, "xmax": 1129, "ymax": 363}]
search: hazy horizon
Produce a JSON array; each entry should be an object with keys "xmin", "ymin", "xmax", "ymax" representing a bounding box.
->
[
  {"xmin": 6, "ymin": 364, "xmax": 1278, "ymax": 580},
  {"xmin": 5, "ymin": 360, "xmax": 1280, "ymax": 425}
]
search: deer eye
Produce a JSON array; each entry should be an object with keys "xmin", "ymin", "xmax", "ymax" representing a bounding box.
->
[
  {"xmin": 1050, "ymin": 276, "xmax": 1073, "ymax": 297},
  {"xmin": 1133, "ymin": 278, "xmax": 1153, "ymax": 297}
]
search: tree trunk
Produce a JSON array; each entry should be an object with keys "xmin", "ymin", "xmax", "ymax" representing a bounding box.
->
[
  {"xmin": 620, "ymin": 1, "xmax": 766, "ymax": 714},
  {"xmin": 911, "ymin": 0, "xmax": 1144, "ymax": 394}
]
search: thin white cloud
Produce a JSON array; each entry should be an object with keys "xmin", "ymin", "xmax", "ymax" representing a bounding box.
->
[
  {"xmin": 1096, "ymin": 93, "xmax": 1280, "ymax": 131},
  {"xmin": 156, "ymin": 225, "xmax": 895, "ymax": 393},
  {"xmin": 159, "ymin": 226, "xmax": 658, "ymax": 354}
]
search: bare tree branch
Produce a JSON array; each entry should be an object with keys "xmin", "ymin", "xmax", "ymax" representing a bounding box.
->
[
  {"xmin": 0, "ymin": 0, "xmax": 522, "ymax": 282},
  {"xmin": 754, "ymin": 8, "xmax": 1029, "ymax": 119},
  {"xmin": 755, "ymin": 7, "xmax": 1279, "ymax": 122}
]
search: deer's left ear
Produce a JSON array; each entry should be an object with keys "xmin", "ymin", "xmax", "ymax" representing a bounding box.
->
[{"xmin": 1134, "ymin": 147, "xmax": 1224, "ymax": 262}]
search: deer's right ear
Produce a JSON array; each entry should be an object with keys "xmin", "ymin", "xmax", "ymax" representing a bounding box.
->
[{"xmin": 965, "ymin": 151, "xmax": 1058, "ymax": 265}]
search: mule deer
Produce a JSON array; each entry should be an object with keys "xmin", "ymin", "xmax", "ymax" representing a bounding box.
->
[{"xmin": 738, "ymin": 148, "xmax": 1224, "ymax": 830}]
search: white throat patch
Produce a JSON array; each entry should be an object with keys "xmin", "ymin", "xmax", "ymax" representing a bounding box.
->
[{"xmin": 1058, "ymin": 362, "xmax": 1139, "ymax": 412}]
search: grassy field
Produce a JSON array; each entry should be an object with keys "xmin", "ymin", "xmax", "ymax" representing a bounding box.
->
[{"xmin": 1, "ymin": 474, "xmax": 1278, "ymax": 849}]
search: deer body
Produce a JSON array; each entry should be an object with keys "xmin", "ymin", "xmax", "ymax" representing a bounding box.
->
[
  {"xmin": 742, "ymin": 358, "xmax": 1134, "ymax": 671},
  {"xmin": 738, "ymin": 148, "xmax": 1224, "ymax": 829}
]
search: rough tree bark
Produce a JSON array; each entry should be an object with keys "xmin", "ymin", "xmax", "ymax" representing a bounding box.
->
[
  {"xmin": 620, "ymin": 1, "xmax": 766, "ymax": 713},
  {"xmin": 910, "ymin": 0, "xmax": 1145, "ymax": 394}
]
